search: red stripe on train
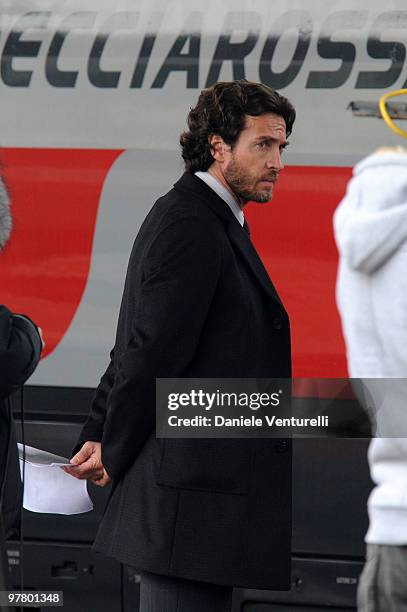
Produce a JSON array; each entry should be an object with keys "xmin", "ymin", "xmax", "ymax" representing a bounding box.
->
[
  {"xmin": 0, "ymin": 151, "xmax": 351, "ymax": 378},
  {"xmin": 0, "ymin": 148, "xmax": 122, "ymax": 357}
]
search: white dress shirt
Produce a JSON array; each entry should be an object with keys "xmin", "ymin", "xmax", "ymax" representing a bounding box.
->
[{"xmin": 195, "ymin": 171, "xmax": 244, "ymax": 227}]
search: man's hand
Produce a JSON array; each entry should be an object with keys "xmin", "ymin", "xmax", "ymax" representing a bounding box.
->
[
  {"xmin": 62, "ymin": 441, "xmax": 111, "ymax": 486},
  {"xmin": 92, "ymin": 467, "xmax": 111, "ymax": 487}
]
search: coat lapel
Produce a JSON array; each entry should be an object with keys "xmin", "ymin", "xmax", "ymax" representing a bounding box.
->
[
  {"xmin": 226, "ymin": 220, "xmax": 284, "ymax": 307},
  {"xmin": 173, "ymin": 172, "xmax": 284, "ymax": 307}
]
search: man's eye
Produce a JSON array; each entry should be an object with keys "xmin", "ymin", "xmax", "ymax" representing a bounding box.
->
[{"xmin": 257, "ymin": 142, "xmax": 268, "ymax": 149}]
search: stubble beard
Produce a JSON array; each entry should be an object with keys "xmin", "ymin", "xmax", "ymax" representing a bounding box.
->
[
  {"xmin": 0, "ymin": 176, "xmax": 12, "ymax": 250},
  {"xmin": 224, "ymin": 157, "xmax": 274, "ymax": 205}
]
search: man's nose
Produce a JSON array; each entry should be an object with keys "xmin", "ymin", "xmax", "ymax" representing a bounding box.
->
[{"xmin": 266, "ymin": 149, "xmax": 284, "ymax": 171}]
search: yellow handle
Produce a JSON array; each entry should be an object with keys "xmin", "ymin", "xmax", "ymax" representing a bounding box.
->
[{"xmin": 379, "ymin": 89, "xmax": 407, "ymax": 139}]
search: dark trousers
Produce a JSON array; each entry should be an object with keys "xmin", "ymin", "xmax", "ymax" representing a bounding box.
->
[{"xmin": 139, "ymin": 571, "xmax": 233, "ymax": 612}]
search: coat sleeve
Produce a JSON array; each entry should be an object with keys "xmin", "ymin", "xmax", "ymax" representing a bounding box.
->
[
  {"xmin": 383, "ymin": 251, "xmax": 407, "ymax": 374},
  {"xmin": 72, "ymin": 348, "xmax": 116, "ymax": 454},
  {"xmin": 100, "ymin": 215, "xmax": 222, "ymax": 482},
  {"xmin": 0, "ymin": 305, "xmax": 42, "ymax": 398}
]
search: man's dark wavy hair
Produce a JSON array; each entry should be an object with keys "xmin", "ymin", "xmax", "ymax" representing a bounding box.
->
[{"xmin": 180, "ymin": 80, "xmax": 296, "ymax": 173}]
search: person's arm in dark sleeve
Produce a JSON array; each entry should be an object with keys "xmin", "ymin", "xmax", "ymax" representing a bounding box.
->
[
  {"xmin": 71, "ymin": 348, "xmax": 116, "ymax": 456},
  {"xmin": 0, "ymin": 305, "xmax": 42, "ymax": 397},
  {"xmin": 100, "ymin": 215, "xmax": 222, "ymax": 482}
]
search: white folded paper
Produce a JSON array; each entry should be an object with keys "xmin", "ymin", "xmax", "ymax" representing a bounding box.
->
[{"xmin": 18, "ymin": 444, "xmax": 94, "ymax": 515}]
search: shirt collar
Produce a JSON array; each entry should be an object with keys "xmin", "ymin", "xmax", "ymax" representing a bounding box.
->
[{"xmin": 194, "ymin": 171, "xmax": 245, "ymax": 227}]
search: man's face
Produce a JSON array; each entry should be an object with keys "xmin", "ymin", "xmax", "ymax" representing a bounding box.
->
[{"xmin": 223, "ymin": 113, "xmax": 288, "ymax": 205}]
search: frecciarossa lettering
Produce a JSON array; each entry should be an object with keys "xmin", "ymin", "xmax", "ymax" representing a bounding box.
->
[{"xmin": 1, "ymin": 9, "xmax": 407, "ymax": 89}]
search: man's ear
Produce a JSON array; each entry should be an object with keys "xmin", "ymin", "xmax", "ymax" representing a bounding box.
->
[{"xmin": 208, "ymin": 135, "xmax": 230, "ymax": 162}]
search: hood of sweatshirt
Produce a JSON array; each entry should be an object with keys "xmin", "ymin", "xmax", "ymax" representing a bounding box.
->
[{"xmin": 333, "ymin": 152, "xmax": 407, "ymax": 274}]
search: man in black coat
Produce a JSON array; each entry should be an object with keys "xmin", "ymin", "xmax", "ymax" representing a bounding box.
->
[
  {"xmin": 66, "ymin": 80, "xmax": 295, "ymax": 611},
  {"xmin": 0, "ymin": 306, "xmax": 42, "ymax": 537}
]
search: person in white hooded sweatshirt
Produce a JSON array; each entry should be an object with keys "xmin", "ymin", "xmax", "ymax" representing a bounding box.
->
[{"xmin": 334, "ymin": 146, "xmax": 407, "ymax": 612}]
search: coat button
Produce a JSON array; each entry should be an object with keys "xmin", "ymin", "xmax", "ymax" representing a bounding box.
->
[
  {"xmin": 273, "ymin": 317, "xmax": 282, "ymax": 330},
  {"xmin": 275, "ymin": 440, "xmax": 288, "ymax": 453}
]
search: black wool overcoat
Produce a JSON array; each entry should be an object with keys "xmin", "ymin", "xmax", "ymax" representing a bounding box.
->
[
  {"xmin": 0, "ymin": 306, "xmax": 42, "ymax": 537},
  {"xmin": 75, "ymin": 172, "xmax": 292, "ymax": 590}
]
